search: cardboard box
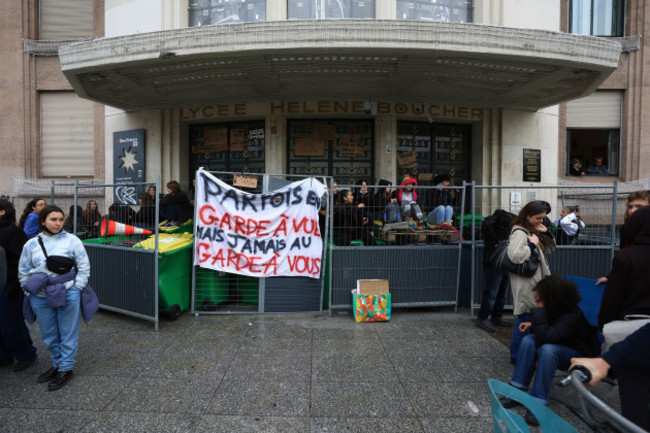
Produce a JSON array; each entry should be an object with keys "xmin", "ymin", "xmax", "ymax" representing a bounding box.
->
[{"xmin": 356, "ymin": 279, "xmax": 389, "ymax": 295}]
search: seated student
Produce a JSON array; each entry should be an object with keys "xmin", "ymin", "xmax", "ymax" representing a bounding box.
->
[
  {"xmin": 159, "ymin": 180, "xmax": 193, "ymax": 227},
  {"xmin": 107, "ymin": 203, "xmax": 136, "ymax": 226},
  {"xmin": 134, "ymin": 192, "xmax": 156, "ymax": 230},
  {"xmin": 569, "ymin": 159, "xmax": 585, "ymax": 176},
  {"xmin": 63, "ymin": 205, "xmax": 84, "ymax": 235},
  {"xmin": 586, "ymin": 157, "xmax": 609, "ymax": 175},
  {"xmin": 334, "ymin": 189, "xmax": 374, "ymax": 246},
  {"xmin": 82, "ymin": 200, "xmax": 102, "ymax": 238},
  {"xmin": 371, "ymin": 179, "xmax": 399, "ymax": 223},
  {"xmin": 499, "ymin": 275, "xmax": 601, "ymax": 426},
  {"xmin": 427, "ymin": 173, "xmax": 455, "ymax": 226},
  {"xmin": 553, "ymin": 205, "xmax": 585, "ymax": 245},
  {"xmin": 397, "ymin": 174, "xmax": 423, "ymax": 223}
]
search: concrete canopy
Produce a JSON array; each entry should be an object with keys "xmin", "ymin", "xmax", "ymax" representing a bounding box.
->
[{"xmin": 58, "ymin": 20, "xmax": 621, "ymax": 112}]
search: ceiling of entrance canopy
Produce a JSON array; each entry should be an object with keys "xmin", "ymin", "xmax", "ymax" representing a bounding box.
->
[{"xmin": 58, "ymin": 20, "xmax": 621, "ymax": 112}]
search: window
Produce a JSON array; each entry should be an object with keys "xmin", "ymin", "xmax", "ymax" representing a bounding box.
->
[
  {"xmin": 396, "ymin": 0, "xmax": 472, "ymax": 23},
  {"xmin": 396, "ymin": 121, "xmax": 471, "ymax": 186},
  {"xmin": 40, "ymin": 0, "xmax": 94, "ymax": 39},
  {"xmin": 288, "ymin": 0, "xmax": 375, "ymax": 19},
  {"xmin": 287, "ymin": 119, "xmax": 374, "ymax": 184},
  {"xmin": 189, "ymin": 121, "xmax": 266, "ymax": 175},
  {"xmin": 189, "ymin": 0, "xmax": 266, "ymax": 27},
  {"xmin": 566, "ymin": 91, "xmax": 622, "ymax": 176},
  {"xmin": 40, "ymin": 92, "xmax": 95, "ymax": 177},
  {"xmin": 569, "ymin": 0, "xmax": 624, "ymax": 36}
]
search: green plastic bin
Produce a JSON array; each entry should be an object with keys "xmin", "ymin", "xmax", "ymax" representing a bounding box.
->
[
  {"xmin": 194, "ymin": 267, "xmax": 230, "ymax": 311},
  {"xmin": 134, "ymin": 233, "xmax": 195, "ymax": 319},
  {"xmin": 233, "ymin": 274, "xmax": 259, "ymax": 305}
]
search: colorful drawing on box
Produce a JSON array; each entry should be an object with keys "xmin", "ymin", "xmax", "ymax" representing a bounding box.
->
[{"xmin": 355, "ymin": 294, "xmax": 390, "ymax": 322}]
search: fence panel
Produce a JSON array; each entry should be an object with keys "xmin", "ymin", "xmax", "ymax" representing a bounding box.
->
[
  {"xmin": 75, "ymin": 179, "xmax": 162, "ymax": 328},
  {"xmin": 329, "ymin": 182, "xmax": 467, "ymax": 310},
  {"xmin": 192, "ymin": 171, "xmax": 331, "ymax": 314},
  {"xmin": 468, "ymin": 183, "xmax": 618, "ymax": 314}
]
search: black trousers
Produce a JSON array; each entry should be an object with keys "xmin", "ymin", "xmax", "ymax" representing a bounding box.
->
[{"xmin": 0, "ymin": 282, "xmax": 36, "ymax": 362}]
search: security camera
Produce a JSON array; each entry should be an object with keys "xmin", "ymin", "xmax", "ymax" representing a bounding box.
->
[{"xmin": 363, "ymin": 101, "xmax": 376, "ymax": 115}]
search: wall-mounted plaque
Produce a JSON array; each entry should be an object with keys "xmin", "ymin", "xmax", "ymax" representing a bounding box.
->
[
  {"xmin": 523, "ymin": 148, "xmax": 541, "ymax": 182},
  {"xmin": 113, "ymin": 128, "xmax": 146, "ymax": 205}
]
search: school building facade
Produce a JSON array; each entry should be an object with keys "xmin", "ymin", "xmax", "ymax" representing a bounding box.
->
[{"xmin": 3, "ymin": 1, "xmax": 648, "ymax": 202}]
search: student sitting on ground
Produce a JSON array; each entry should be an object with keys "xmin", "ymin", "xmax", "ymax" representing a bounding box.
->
[{"xmin": 499, "ymin": 275, "xmax": 601, "ymax": 426}]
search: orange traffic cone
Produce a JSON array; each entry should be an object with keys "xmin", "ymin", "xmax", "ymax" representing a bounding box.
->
[{"xmin": 101, "ymin": 219, "xmax": 152, "ymax": 236}]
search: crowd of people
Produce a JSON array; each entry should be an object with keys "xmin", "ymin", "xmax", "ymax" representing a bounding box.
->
[
  {"xmin": 475, "ymin": 190, "xmax": 650, "ymax": 430},
  {"xmin": 326, "ymin": 174, "xmax": 462, "ymax": 246}
]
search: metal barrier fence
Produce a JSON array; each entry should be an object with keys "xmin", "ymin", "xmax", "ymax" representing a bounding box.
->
[
  {"xmin": 328, "ymin": 182, "xmax": 467, "ymax": 310},
  {"xmin": 12, "ymin": 175, "xmax": 633, "ymax": 323},
  {"xmin": 191, "ymin": 171, "xmax": 331, "ymax": 314},
  {"xmin": 15, "ymin": 178, "xmax": 163, "ymax": 329},
  {"xmin": 467, "ymin": 183, "xmax": 619, "ymax": 315},
  {"xmin": 74, "ymin": 179, "xmax": 162, "ymax": 329}
]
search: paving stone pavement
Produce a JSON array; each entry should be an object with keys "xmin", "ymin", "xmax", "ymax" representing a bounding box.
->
[{"xmin": 0, "ymin": 308, "xmax": 621, "ymax": 432}]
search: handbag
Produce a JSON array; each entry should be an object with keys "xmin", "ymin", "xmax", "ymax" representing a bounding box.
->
[
  {"xmin": 602, "ymin": 315, "xmax": 650, "ymax": 350},
  {"xmin": 489, "ymin": 228, "xmax": 539, "ymax": 277},
  {"xmin": 38, "ymin": 237, "xmax": 76, "ymax": 275}
]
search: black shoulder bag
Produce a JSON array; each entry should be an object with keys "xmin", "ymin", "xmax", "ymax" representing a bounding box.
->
[
  {"xmin": 489, "ymin": 228, "xmax": 539, "ymax": 277},
  {"xmin": 38, "ymin": 237, "xmax": 76, "ymax": 275}
]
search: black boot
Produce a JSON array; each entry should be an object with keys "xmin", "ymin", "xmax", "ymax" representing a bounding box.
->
[
  {"xmin": 48, "ymin": 370, "xmax": 73, "ymax": 391},
  {"xmin": 38, "ymin": 367, "xmax": 59, "ymax": 383}
]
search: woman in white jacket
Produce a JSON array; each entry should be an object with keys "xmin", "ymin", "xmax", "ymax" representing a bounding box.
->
[
  {"xmin": 507, "ymin": 201, "xmax": 556, "ymax": 364},
  {"xmin": 18, "ymin": 205, "xmax": 90, "ymax": 391}
]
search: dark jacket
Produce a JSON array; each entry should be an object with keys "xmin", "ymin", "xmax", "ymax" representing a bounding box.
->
[
  {"xmin": 598, "ymin": 205, "xmax": 650, "ymax": 330},
  {"xmin": 427, "ymin": 186, "xmax": 455, "ymax": 212},
  {"xmin": 369, "ymin": 179, "xmax": 393, "ymax": 221},
  {"xmin": 160, "ymin": 191, "xmax": 193, "ymax": 223},
  {"xmin": 135, "ymin": 205, "xmax": 156, "ymax": 227},
  {"xmin": 531, "ymin": 307, "xmax": 600, "ymax": 357},
  {"xmin": 22, "ymin": 271, "xmax": 98, "ymax": 325},
  {"xmin": 481, "ymin": 209, "xmax": 514, "ymax": 265},
  {"xmin": 0, "ymin": 222, "xmax": 28, "ymax": 296}
]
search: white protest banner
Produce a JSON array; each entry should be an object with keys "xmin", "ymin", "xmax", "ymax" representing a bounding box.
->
[{"xmin": 194, "ymin": 169, "xmax": 327, "ymax": 278}]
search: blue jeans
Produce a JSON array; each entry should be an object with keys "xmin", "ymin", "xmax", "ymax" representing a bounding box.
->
[
  {"xmin": 29, "ymin": 288, "xmax": 81, "ymax": 371},
  {"xmin": 477, "ymin": 266, "xmax": 510, "ymax": 321},
  {"xmin": 510, "ymin": 312, "xmax": 531, "ymax": 364},
  {"xmin": 427, "ymin": 205, "xmax": 453, "ymax": 225},
  {"xmin": 510, "ymin": 334, "xmax": 582, "ymax": 404},
  {"xmin": 0, "ymin": 283, "xmax": 37, "ymax": 362}
]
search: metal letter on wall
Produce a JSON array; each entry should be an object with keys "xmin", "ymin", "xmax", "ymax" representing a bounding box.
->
[{"xmin": 113, "ymin": 129, "xmax": 146, "ymax": 204}]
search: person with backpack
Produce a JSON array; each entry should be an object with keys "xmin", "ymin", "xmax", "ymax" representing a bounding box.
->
[
  {"xmin": 0, "ymin": 199, "xmax": 38, "ymax": 372},
  {"xmin": 499, "ymin": 276, "xmax": 602, "ymax": 426},
  {"xmin": 475, "ymin": 209, "xmax": 515, "ymax": 333}
]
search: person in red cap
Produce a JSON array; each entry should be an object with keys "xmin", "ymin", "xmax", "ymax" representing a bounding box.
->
[{"xmin": 398, "ymin": 174, "xmax": 423, "ymax": 223}]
